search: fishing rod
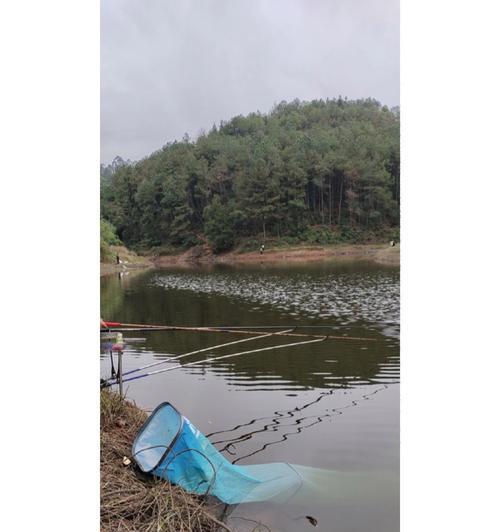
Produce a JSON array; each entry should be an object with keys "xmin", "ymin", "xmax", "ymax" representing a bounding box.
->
[
  {"xmin": 101, "ymin": 322, "xmax": 375, "ymax": 342},
  {"xmin": 103, "ymin": 321, "xmax": 345, "ymax": 331},
  {"xmin": 103, "ymin": 329, "xmax": 294, "ymax": 386},
  {"xmin": 104, "ymin": 322, "xmax": 334, "ymax": 330},
  {"xmin": 198, "ymin": 325, "xmax": 340, "ymax": 330},
  {"xmin": 102, "ymin": 321, "xmax": 167, "ymax": 329},
  {"xmin": 113, "ymin": 335, "xmax": 327, "ymax": 385}
]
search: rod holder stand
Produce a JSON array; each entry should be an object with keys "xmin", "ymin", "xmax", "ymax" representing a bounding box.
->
[{"xmin": 118, "ymin": 351, "xmax": 123, "ymax": 398}]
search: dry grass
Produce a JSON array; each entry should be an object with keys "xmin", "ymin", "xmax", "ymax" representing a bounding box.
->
[{"xmin": 100, "ymin": 389, "xmax": 230, "ymax": 531}]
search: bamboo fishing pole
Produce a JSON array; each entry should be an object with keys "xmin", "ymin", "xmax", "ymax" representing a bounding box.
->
[
  {"xmin": 120, "ymin": 335, "xmax": 327, "ymax": 384},
  {"xmin": 101, "ymin": 322, "xmax": 375, "ymax": 342},
  {"xmin": 103, "ymin": 329, "xmax": 294, "ymax": 386},
  {"xmin": 102, "ymin": 321, "xmax": 167, "ymax": 329}
]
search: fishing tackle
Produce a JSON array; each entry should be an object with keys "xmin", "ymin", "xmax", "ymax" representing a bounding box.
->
[
  {"xmin": 103, "ymin": 329, "xmax": 294, "ymax": 387},
  {"xmin": 116, "ymin": 335, "xmax": 326, "ymax": 385},
  {"xmin": 100, "ymin": 321, "xmax": 375, "ymax": 341}
]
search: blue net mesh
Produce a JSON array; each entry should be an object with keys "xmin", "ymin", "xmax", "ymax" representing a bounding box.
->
[{"xmin": 132, "ymin": 402, "xmax": 304, "ymax": 504}]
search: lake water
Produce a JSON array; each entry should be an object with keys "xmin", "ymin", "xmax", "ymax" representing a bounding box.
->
[{"xmin": 101, "ymin": 260, "xmax": 399, "ymax": 531}]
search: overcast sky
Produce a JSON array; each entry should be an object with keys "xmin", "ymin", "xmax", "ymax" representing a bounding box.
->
[{"xmin": 101, "ymin": 0, "xmax": 399, "ymax": 164}]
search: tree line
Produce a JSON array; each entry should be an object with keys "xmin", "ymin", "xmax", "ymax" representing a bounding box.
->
[{"xmin": 101, "ymin": 97, "xmax": 399, "ymax": 253}]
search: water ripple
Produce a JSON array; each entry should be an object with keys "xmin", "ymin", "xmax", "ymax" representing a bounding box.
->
[{"xmin": 152, "ymin": 268, "xmax": 400, "ymax": 338}]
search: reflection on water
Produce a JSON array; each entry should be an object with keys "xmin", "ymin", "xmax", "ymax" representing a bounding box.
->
[
  {"xmin": 152, "ymin": 262, "xmax": 400, "ymax": 339},
  {"xmin": 207, "ymin": 384, "xmax": 389, "ymax": 465},
  {"xmin": 101, "ymin": 260, "xmax": 399, "ymax": 531}
]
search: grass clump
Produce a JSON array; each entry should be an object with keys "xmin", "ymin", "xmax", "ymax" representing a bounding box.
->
[{"xmin": 100, "ymin": 389, "xmax": 229, "ymax": 531}]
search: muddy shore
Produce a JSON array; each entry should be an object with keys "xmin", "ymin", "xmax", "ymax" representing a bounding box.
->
[
  {"xmin": 100, "ymin": 245, "xmax": 153, "ymax": 276},
  {"xmin": 152, "ymin": 243, "xmax": 400, "ymax": 268},
  {"xmin": 101, "ymin": 243, "xmax": 399, "ymax": 276}
]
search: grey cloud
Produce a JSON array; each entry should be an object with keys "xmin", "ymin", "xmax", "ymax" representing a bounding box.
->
[{"xmin": 101, "ymin": 0, "xmax": 399, "ymax": 163}]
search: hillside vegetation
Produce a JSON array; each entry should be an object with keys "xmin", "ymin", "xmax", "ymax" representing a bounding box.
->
[
  {"xmin": 101, "ymin": 98, "xmax": 399, "ymax": 254},
  {"xmin": 100, "ymin": 218, "xmax": 121, "ymax": 262}
]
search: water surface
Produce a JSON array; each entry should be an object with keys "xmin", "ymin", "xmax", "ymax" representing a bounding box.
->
[{"xmin": 101, "ymin": 260, "xmax": 399, "ymax": 531}]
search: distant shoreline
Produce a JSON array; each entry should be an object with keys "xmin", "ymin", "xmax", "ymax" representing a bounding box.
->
[
  {"xmin": 101, "ymin": 243, "xmax": 399, "ymax": 276},
  {"xmin": 152, "ymin": 242, "xmax": 400, "ymax": 268},
  {"xmin": 100, "ymin": 245, "xmax": 153, "ymax": 276}
]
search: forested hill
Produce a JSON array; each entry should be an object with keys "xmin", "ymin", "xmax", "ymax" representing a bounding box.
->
[{"xmin": 101, "ymin": 98, "xmax": 399, "ymax": 254}]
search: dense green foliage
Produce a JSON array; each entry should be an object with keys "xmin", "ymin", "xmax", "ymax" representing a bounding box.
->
[
  {"xmin": 100, "ymin": 218, "xmax": 121, "ymax": 262},
  {"xmin": 101, "ymin": 98, "xmax": 399, "ymax": 252}
]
